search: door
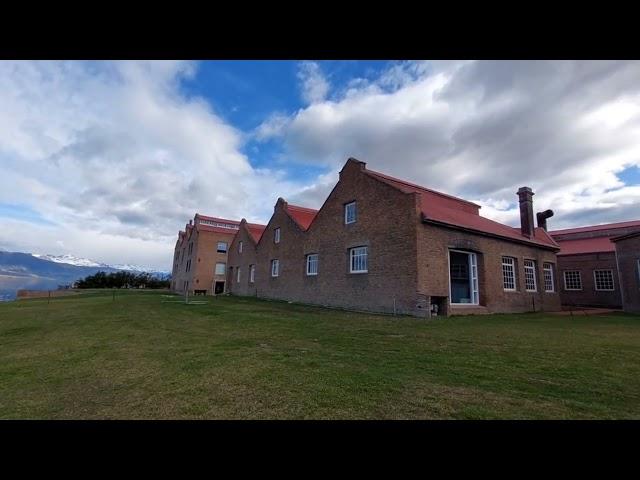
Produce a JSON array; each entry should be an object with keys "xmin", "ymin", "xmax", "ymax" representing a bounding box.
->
[{"xmin": 214, "ymin": 281, "xmax": 225, "ymax": 295}]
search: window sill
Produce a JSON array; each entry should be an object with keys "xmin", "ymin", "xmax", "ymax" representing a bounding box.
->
[{"xmin": 350, "ymin": 271, "xmax": 368, "ymax": 274}]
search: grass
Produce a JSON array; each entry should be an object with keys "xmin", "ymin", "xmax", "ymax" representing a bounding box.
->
[{"xmin": 1, "ymin": 289, "xmax": 639, "ymax": 419}]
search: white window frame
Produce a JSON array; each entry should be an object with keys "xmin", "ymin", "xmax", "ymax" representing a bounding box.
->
[
  {"xmin": 448, "ymin": 249, "xmax": 479, "ymax": 305},
  {"xmin": 593, "ymin": 269, "xmax": 615, "ymax": 291},
  {"xmin": 271, "ymin": 259, "xmax": 279, "ymax": 277},
  {"xmin": 306, "ymin": 254, "xmax": 318, "ymax": 276},
  {"xmin": 215, "ymin": 262, "xmax": 226, "ymax": 276},
  {"xmin": 236, "ymin": 267, "xmax": 241, "ymax": 283},
  {"xmin": 349, "ymin": 246, "xmax": 368, "ymax": 273},
  {"xmin": 543, "ymin": 263, "xmax": 555, "ymax": 292},
  {"xmin": 345, "ymin": 201, "xmax": 357, "ymax": 224},
  {"xmin": 217, "ymin": 242, "xmax": 228, "ymax": 253},
  {"xmin": 238, "ymin": 241, "xmax": 243, "ymax": 254},
  {"xmin": 563, "ymin": 270, "xmax": 582, "ymax": 291},
  {"xmin": 502, "ymin": 257, "xmax": 516, "ymax": 291},
  {"xmin": 274, "ymin": 228, "xmax": 281, "ymax": 244},
  {"xmin": 250, "ymin": 264, "xmax": 255, "ymax": 283},
  {"xmin": 524, "ymin": 259, "xmax": 537, "ymax": 292}
]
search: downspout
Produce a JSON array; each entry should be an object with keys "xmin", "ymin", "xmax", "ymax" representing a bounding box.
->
[{"xmin": 615, "ymin": 247, "xmax": 625, "ymax": 310}]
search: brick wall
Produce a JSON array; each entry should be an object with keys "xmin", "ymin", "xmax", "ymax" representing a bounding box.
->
[
  {"xmin": 227, "ymin": 220, "xmax": 259, "ymax": 297},
  {"xmin": 556, "ymin": 253, "xmax": 622, "ymax": 308},
  {"xmin": 229, "ymin": 158, "xmax": 561, "ymax": 317},
  {"xmin": 417, "ymin": 224, "xmax": 561, "ymax": 314},
  {"xmin": 614, "ymin": 236, "xmax": 640, "ymax": 313},
  {"xmin": 170, "ymin": 224, "xmax": 236, "ymax": 295}
]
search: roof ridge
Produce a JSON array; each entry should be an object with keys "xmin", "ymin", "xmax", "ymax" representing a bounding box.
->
[
  {"xmin": 365, "ymin": 169, "xmax": 481, "ymax": 208},
  {"xmin": 286, "ymin": 204, "xmax": 319, "ymax": 213},
  {"xmin": 549, "ymin": 219, "xmax": 640, "ymax": 234}
]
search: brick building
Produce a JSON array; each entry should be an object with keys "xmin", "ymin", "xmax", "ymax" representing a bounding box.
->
[
  {"xmin": 548, "ymin": 220, "xmax": 640, "ymax": 308},
  {"xmin": 611, "ymin": 231, "xmax": 640, "ymax": 313},
  {"xmin": 170, "ymin": 214, "xmax": 241, "ymax": 295},
  {"xmin": 227, "ymin": 157, "xmax": 562, "ymax": 317}
]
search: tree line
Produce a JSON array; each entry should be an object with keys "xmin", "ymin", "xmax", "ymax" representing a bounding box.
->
[{"xmin": 75, "ymin": 271, "xmax": 170, "ymax": 289}]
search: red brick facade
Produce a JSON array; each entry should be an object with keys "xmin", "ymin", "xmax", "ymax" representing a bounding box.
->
[
  {"xmin": 170, "ymin": 214, "xmax": 240, "ymax": 296},
  {"xmin": 550, "ymin": 221, "xmax": 640, "ymax": 309},
  {"xmin": 227, "ymin": 158, "xmax": 562, "ymax": 317}
]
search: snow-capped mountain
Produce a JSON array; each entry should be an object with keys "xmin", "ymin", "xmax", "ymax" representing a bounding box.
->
[
  {"xmin": 0, "ymin": 250, "xmax": 171, "ymax": 301},
  {"xmin": 31, "ymin": 254, "xmax": 168, "ymax": 274},
  {"xmin": 32, "ymin": 253, "xmax": 109, "ymax": 268}
]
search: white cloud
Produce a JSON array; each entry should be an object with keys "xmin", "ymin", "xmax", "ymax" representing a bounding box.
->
[
  {"xmin": 0, "ymin": 61, "xmax": 302, "ymax": 270},
  {"xmin": 259, "ymin": 60, "xmax": 640, "ymax": 230},
  {"xmin": 297, "ymin": 61, "xmax": 330, "ymax": 105}
]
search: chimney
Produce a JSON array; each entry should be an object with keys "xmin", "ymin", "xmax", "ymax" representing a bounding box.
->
[
  {"xmin": 189, "ymin": 219, "xmax": 193, "ymax": 226},
  {"xmin": 536, "ymin": 209, "xmax": 554, "ymax": 231},
  {"xmin": 517, "ymin": 187, "xmax": 535, "ymax": 237}
]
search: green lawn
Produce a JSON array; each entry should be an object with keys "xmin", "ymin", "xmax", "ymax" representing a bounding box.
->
[{"xmin": 1, "ymin": 290, "xmax": 639, "ymax": 419}]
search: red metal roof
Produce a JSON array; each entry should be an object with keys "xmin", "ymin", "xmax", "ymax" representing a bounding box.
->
[
  {"xmin": 246, "ymin": 222, "xmax": 267, "ymax": 243},
  {"xmin": 611, "ymin": 230, "xmax": 640, "ymax": 242},
  {"xmin": 549, "ymin": 220, "xmax": 640, "ymax": 236},
  {"xmin": 286, "ymin": 204, "xmax": 318, "ymax": 231},
  {"xmin": 365, "ymin": 168, "xmax": 558, "ymax": 249},
  {"xmin": 556, "ymin": 237, "xmax": 616, "ymax": 255},
  {"xmin": 366, "ymin": 169, "xmax": 481, "ymax": 214}
]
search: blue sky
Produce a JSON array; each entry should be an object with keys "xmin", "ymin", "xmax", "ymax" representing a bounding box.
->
[{"xmin": 1, "ymin": 60, "xmax": 639, "ymax": 269}]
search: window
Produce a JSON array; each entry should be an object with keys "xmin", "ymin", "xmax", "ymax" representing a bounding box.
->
[
  {"xmin": 250, "ymin": 264, "xmax": 255, "ymax": 283},
  {"xmin": 236, "ymin": 267, "xmax": 241, "ymax": 283},
  {"xmin": 524, "ymin": 259, "xmax": 537, "ymax": 292},
  {"xmin": 502, "ymin": 257, "xmax": 516, "ymax": 291},
  {"xmin": 271, "ymin": 259, "xmax": 279, "ymax": 277},
  {"xmin": 594, "ymin": 270, "xmax": 614, "ymax": 291},
  {"xmin": 543, "ymin": 263, "xmax": 555, "ymax": 292},
  {"xmin": 215, "ymin": 262, "xmax": 226, "ymax": 275},
  {"xmin": 564, "ymin": 271, "xmax": 582, "ymax": 290},
  {"xmin": 217, "ymin": 242, "xmax": 228, "ymax": 253},
  {"xmin": 274, "ymin": 228, "xmax": 281, "ymax": 244},
  {"xmin": 349, "ymin": 246, "xmax": 368, "ymax": 273},
  {"xmin": 345, "ymin": 201, "xmax": 357, "ymax": 224},
  {"xmin": 238, "ymin": 241, "xmax": 243, "ymax": 253},
  {"xmin": 637, "ymin": 259, "xmax": 640, "ymax": 287},
  {"xmin": 449, "ymin": 250, "xmax": 479, "ymax": 304},
  {"xmin": 306, "ymin": 254, "xmax": 318, "ymax": 276}
]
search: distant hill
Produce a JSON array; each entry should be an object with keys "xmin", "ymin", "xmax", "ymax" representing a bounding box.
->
[{"xmin": 0, "ymin": 251, "xmax": 170, "ymax": 301}]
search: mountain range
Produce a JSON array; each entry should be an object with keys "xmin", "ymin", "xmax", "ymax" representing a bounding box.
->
[{"xmin": 0, "ymin": 251, "xmax": 170, "ymax": 301}]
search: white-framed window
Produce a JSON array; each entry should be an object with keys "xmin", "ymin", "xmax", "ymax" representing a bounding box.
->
[
  {"xmin": 274, "ymin": 228, "xmax": 281, "ymax": 244},
  {"xmin": 543, "ymin": 263, "xmax": 555, "ymax": 292},
  {"xmin": 236, "ymin": 267, "xmax": 241, "ymax": 283},
  {"xmin": 217, "ymin": 242, "xmax": 228, "ymax": 253},
  {"xmin": 594, "ymin": 269, "xmax": 614, "ymax": 291},
  {"xmin": 238, "ymin": 241, "xmax": 243, "ymax": 253},
  {"xmin": 502, "ymin": 257, "xmax": 516, "ymax": 291},
  {"xmin": 564, "ymin": 271, "xmax": 582, "ymax": 290},
  {"xmin": 349, "ymin": 246, "xmax": 368, "ymax": 273},
  {"xmin": 215, "ymin": 262, "xmax": 226, "ymax": 275},
  {"xmin": 306, "ymin": 254, "xmax": 318, "ymax": 276},
  {"xmin": 250, "ymin": 264, "xmax": 255, "ymax": 283},
  {"xmin": 271, "ymin": 259, "xmax": 279, "ymax": 277},
  {"xmin": 345, "ymin": 201, "xmax": 357, "ymax": 224},
  {"xmin": 449, "ymin": 250, "xmax": 479, "ymax": 305},
  {"xmin": 524, "ymin": 259, "xmax": 537, "ymax": 292}
]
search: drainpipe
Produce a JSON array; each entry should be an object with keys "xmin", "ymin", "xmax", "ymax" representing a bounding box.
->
[{"xmin": 615, "ymin": 247, "xmax": 625, "ymax": 311}]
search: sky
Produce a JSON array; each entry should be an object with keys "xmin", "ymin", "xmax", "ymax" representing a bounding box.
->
[{"xmin": 1, "ymin": 60, "xmax": 639, "ymax": 271}]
